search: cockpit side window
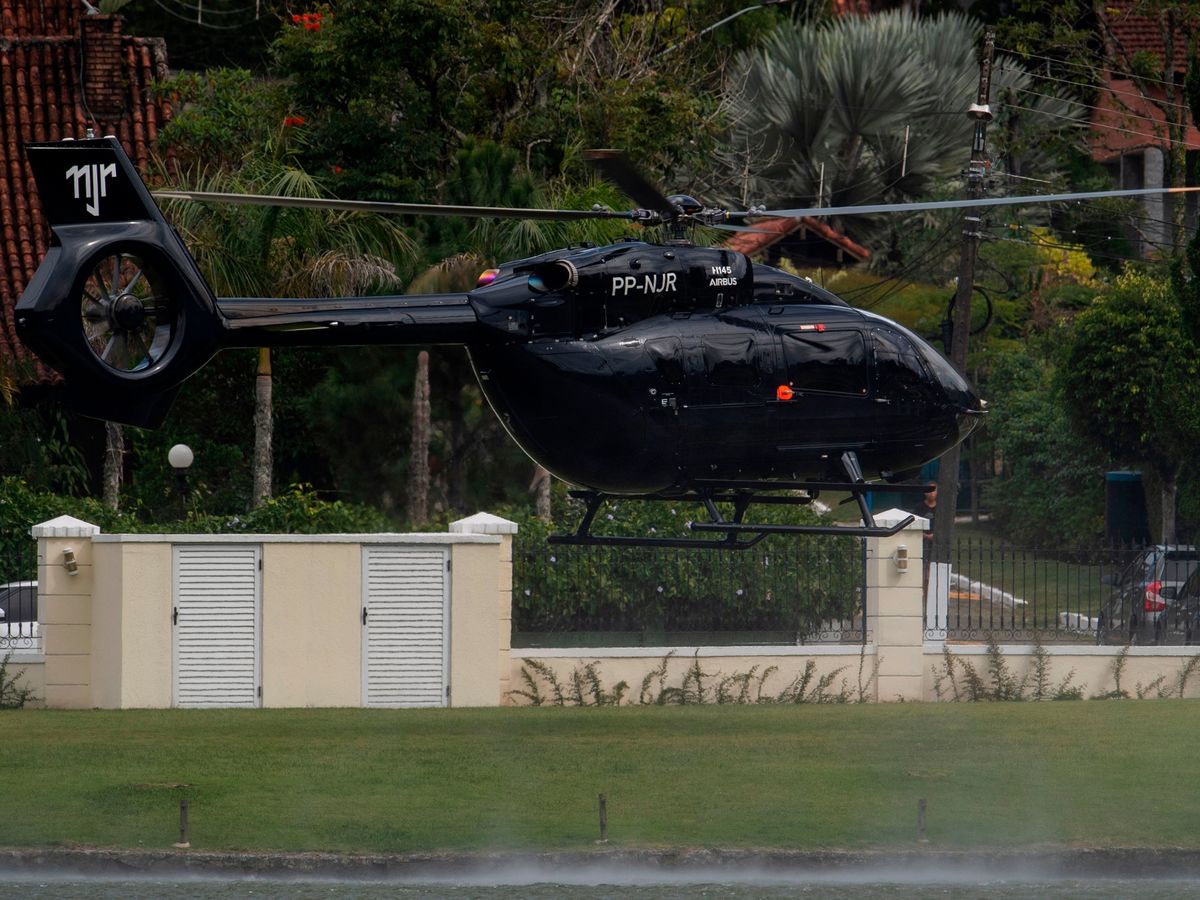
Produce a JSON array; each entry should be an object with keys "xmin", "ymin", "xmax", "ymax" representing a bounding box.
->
[{"xmin": 873, "ymin": 329, "xmax": 932, "ymax": 401}]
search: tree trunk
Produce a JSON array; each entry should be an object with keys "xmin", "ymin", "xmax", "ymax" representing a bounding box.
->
[
  {"xmin": 530, "ymin": 464, "xmax": 551, "ymax": 521},
  {"xmin": 407, "ymin": 350, "xmax": 431, "ymax": 526},
  {"xmin": 251, "ymin": 347, "xmax": 273, "ymax": 509},
  {"xmin": 1161, "ymin": 464, "xmax": 1179, "ymax": 545},
  {"xmin": 102, "ymin": 421, "xmax": 123, "ymax": 512}
]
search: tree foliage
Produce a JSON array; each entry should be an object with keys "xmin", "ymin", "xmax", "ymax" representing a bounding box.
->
[
  {"xmin": 1057, "ymin": 270, "xmax": 1200, "ymax": 540},
  {"xmin": 722, "ymin": 10, "xmax": 1084, "ymax": 245},
  {"xmin": 983, "ymin": 348, "xmax": 1105, "ymax": 546}
]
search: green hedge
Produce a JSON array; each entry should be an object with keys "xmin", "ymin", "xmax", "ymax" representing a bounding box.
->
[{"xmin": 0, "ymin": 479, "xmax": 388, "ymax": 583}]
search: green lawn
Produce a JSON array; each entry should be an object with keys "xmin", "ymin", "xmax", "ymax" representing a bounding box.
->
[{"xmin": 1, "ymin": 703, "xmax": 1198, "ymax": 853}]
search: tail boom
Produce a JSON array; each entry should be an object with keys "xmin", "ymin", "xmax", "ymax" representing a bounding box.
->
[{"xmin": 15, "ymin": 137, "xmax": 481, "ymax": 427}]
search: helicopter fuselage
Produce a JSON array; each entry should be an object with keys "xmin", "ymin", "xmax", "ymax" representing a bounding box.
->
[
  {"xmin": 14, "ymin": 139, "xmax": 983, "ymax": 501},
  {"xmin": 463, "ymin": 240, "xmax": 982, "ymax": 494}
]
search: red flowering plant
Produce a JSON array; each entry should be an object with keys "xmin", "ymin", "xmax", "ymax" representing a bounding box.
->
[{"xmin": 291, "ymin": 11, "xmax": 325, "ymax": 31}]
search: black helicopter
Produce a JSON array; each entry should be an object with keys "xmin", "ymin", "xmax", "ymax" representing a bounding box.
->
[{"xmin": 12, "ymin": 137, "xmax": 1017, "ymax": 547}]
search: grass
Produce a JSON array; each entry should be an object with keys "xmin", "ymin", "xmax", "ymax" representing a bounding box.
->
[
  {"xmin": 940, "ymin": 523, "xmax": 1121, "ymax": 635},
  {"xmin": 2, "ymin": 703, "xmax": 1200, "ymax": 853}
]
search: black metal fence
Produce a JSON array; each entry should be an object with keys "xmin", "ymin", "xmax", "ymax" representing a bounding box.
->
[
  {"xmin": 0, "ymin": 580, "xmax": 38, "ymax": 652},
  {"xmin": 513, "ymin": 536, "xmax": 866, "ymax": 648},
  {"xmin": 926, "ymin": 540, "xmax": 1198, "ymax": 644}
]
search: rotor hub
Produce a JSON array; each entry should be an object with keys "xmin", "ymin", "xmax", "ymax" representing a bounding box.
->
[{"xmin": 111, "ymin": 293, "xmax": 147, "ymax": 331}]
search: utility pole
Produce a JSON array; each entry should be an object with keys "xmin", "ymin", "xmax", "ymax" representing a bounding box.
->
[{"xmin": 933, "ymin": 27, "xmax": 994, "ymax": 562}]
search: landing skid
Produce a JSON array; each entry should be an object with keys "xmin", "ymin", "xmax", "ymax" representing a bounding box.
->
[{"xmin": 549, "ymin": 452, "xmax": 920, "ymax": 549}]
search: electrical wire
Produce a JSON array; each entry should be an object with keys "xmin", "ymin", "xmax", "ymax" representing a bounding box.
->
[
  {"xmin": 156, "ymin": 0, "xmax": 262, "ymax": 14},
  {"xmin": 995, "ymin": 45, "xmax": 1183, "ymax": 91},
  {"xmin": 152, "ymin": 0, "xmax": 261, "ymax": 29},
  {"xmin": 840, "ymin": 219, "xmax": 962, "ymax": 309},
  {"xmin": 1011, "ymin": 85, "xmax": 1183, "ymax": 129},
  {"xmin": 999, "ymin": 64, "xmax": 1193, "ymax": 114},
  {"xmin": 984, "ymin": 229, "xmax": 1174, "ymax": 264},
  {"xmin": 1004, "ymin": 102, "xmax": 1198, "ymax": 149},
  {"xmin": 986, "ymin": 233, "xmax": 1160, "ymax": 266},
  {"xmin": 984, "ymin": 216, "xmax": 1190, "ymax": 250}
]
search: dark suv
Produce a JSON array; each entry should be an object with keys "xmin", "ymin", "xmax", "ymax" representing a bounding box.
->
[{"xmin": 1097, "ymin": 546, "xmax": 1200, "ymax": 645}]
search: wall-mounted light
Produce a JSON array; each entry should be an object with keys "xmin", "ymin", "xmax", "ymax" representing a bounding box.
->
[
  {"xmin": 63, "ymin": 547, "xmax": 79, "ymax": 576},
  {"xmin": 892, "ymin": 545, "xmax": 909, "ymax": 573}
]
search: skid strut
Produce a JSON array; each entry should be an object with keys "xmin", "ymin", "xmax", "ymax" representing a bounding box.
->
[{"xmin": 549, "ymin": 453, "xmax": 916, "ymax": 549}]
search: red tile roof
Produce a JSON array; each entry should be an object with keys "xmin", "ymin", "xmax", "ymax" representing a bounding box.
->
[
  {"xmin": 1101, "ymin": 0, "xmax": 1193, "ymax": 72},
  {"xmin": 1089, "ymin": 2, "xmax": 1200, "ymax": 161},
  {"xmin": 724, "ymin": 216, "xmax": 870, "ymax": 263},
  {"xmin": 1, "ymin": 2, "xmax": 170, "ymax": 384},
  {"xmin": 1, "ymin": 0, "xmax": 79, "ymax": 37}
]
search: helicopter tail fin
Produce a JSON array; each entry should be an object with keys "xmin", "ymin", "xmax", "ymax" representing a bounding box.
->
[{"xmin": 17, "ymin": 138, "xmax": 225, "ymax": 427}]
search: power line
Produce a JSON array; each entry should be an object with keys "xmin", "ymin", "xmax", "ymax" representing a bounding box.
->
[
  {"xmin": 1000, "ymin": 64, "xmax": 1193, "ymax": 114},
  {"xmin": 1011, "ymin": 85, "xmax": 1181, "ymax": 129},
  {"xmin": 1004, "ymin": 102, "xmax": 1197, "ymax": 149},
  {"xmin": 984, "ymin": 227, "xmax": 1175, "ymax": 264},
  {"xmin": 846, "ymin": 220, "xmax": 962, "ymax": 309},
  {"xmin": 762, "ymin": 184, "xmax": 1200, "ymax": 219},
  {"xmin": 157, "ymin": 0, "xmax": 262, "ymax": 14},
  {"xmin": 995, "ymin": 45, "xmax": 1181, "ymax": 91},
  {"xmin": 152, "ymin": 0, "xmax": 262, "ymax": 29},
  {"xmin": 984, "ymin": 216, "xmax": 1190, "ymax": 248}
]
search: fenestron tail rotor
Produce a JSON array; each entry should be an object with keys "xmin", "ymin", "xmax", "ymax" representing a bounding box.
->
[{"xmin": 81, "ymin": 251, "xmax": 178, "ymax": 374}]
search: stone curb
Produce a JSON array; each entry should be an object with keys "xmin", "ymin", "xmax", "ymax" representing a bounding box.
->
[{"xmin": 2, "ymin": 847, "xmax": 1199, "ymax": 880}]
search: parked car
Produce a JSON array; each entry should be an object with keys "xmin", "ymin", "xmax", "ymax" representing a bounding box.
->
[
  {"xmin": 0, "ymin": 580, "xmax": 38, "ymax": 644},
  {"xmin": 1097, "ymin": 546, "xmax": 1200, "ymax": 644},
  {"xmin": 1169, "ymin": 566, "xmax": 1200, "ymax": 645}
]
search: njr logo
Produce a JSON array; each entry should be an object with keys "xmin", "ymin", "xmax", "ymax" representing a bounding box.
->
[{"xmin": 66, "ymin": 163, "xmax": 117, "ymax": 217}]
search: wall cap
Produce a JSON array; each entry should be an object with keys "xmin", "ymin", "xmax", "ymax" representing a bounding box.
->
[
  {"xmin": 31, "ymin": 516, "xmax": 101, "ymax": 538},
  {"xmin": 450, "ymin": 512, "xmax": 519, "ymax": 535},
  {"xmin": 93, "ymin": 532, "xmax": 498, "ymax": 545},
  {"xmin": 513, "ymin": 644, "xmax": 875, "ymax": 659},
  {"xmin": 875, "ymin": 507, "xmax": 928, "ymax": 531}
]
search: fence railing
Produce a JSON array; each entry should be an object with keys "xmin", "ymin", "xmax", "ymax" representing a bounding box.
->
[
  {"xmin": 925, "ymin": 540, "xmax": 1185, "ymax": 644},
  {"xmin": 0, "ymin": 581, "xmax": 39, "ymax": 653},
  {"xmin": 512, "ymin": 536, "xmax": 866, "ymax": 648}
]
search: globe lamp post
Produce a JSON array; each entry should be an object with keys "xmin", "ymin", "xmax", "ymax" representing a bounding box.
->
[{"xmin": 168, "ymin": 443, "xmax": 194, "ymax": 519}]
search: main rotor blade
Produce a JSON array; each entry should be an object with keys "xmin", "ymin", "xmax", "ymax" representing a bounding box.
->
[
  {"xmin": 710, "ymin": 222, "xmax": 782, "ymax": 233},
  {"xmin": 757, "ymin": 185, "xmax": 1200, "ymax": 219},
  {"xmin": 152, "ymin": 190, "xmax": 643, "ymax": 222},
  {"xmin": 584, "ymin": 149, "xmax": 677, "ymax": 216}
]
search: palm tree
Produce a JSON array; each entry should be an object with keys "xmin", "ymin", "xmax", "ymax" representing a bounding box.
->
[
  {"xmin": 720, "ymin": 11, "xmax": 1085, "ymax": 247},
  {"xmin": 158, "ymin": 152, "xmax": 416, "ymax": 510},
  {"xmin": 402, "ymin": 140, "xmax": 634, "ymax": 516}
]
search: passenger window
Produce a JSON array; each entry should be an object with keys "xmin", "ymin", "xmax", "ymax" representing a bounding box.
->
[
  {"xmin": 645, "ymin": 337, "xmax": 685, "ymax": 385},
  {"xmin": 781, "ymin": 330, "xmax": 867, "ymax": 395},
  {"xmin": 702, "ymin": 334, "xmax": 758, "ymax": 387}
]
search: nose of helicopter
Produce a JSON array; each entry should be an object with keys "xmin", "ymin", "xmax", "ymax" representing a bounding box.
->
[
  {"xmin": 957, "ymin": 396, "xmax": 987, "ymax": 441},
  {"xmin": 916, "ymin": 344, "xmax": 986, "ymax": 441}
]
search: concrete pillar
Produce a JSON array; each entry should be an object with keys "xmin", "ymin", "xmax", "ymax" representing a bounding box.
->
[
  {"xmin": 865, "ymin": 508, "xmax": 928, "ymax": 702},
  {"xmin": 31, "ymin": 516, "xmax": 100, "ymax": 709},
  {"xmin": 1142, "ymin": 148, "xmax": 1167, "ymax": 253},
  {"xmin": 449, "ymin": 513, "xmax": 517, "ymax": 705}
]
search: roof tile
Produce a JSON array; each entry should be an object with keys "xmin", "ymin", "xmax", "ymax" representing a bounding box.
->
[{"xmin": 0, "ymin": 2, "xmax": 170, "ymax": 384}]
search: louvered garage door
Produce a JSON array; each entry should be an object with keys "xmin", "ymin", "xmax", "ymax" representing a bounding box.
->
[
  {"xmin": 362, "ymin": 546, "xmax": 449, "ymax": 707},
  {"xmin": 173, "ymin": 545, "xmax": 261, "ymax": 708}
]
